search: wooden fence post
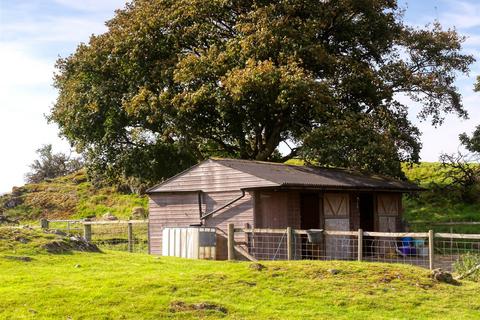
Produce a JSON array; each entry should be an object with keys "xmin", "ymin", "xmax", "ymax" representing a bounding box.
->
[
  {"xmin": 357, "ymin": 229, "xmax": 363, "ymax": 262},
  {"xmin": 147, "ymin": 221, "xmax": 151, "ymax": 255},
  {"xmin": 228, "ymin": 223, "xmax": 235, "ymax": 261},
  {"xmin": 429, "ymin": 230, "xmax": 435, "ymax": 270},
  {"xmin": 287, "ymin": 227, "xmax": 293, "ymax": 260},
  {"xmin": 40, "ymin": 219, "xmax": 49, "ymax": 229},
  {"xmin": 127, "ymin": 222, "xmax": 133, "ymax": 253},
  {"xmin": 83, "ymin": 224, "xmax": 92, "ymax": 241}
]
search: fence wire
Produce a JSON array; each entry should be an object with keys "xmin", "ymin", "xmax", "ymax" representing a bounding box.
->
[
  {"xmin": 434, "ymin": 238, "xmax": 480, "ymax": 271},
  {"xmin": 239, "ymin": 229, "xmax": 480, "ymax": 271},
  {"xmin": 246, "ymin": 232, "xmax": 288, "ymax": 260},
  {"xmin": 47, "ymin": 220, "xmax": 83, "ymax": 236},
  {"xmin": 45, "ymin": 220, "xmax": 149, "ymax": 253}
]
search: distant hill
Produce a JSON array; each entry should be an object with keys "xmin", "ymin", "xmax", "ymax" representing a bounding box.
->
[
  {"xmin": 0, "ymin": 170, "xmax": 147, "ymax": 223},
  {"xmin": 402, "ymin": 162, "xmax": 480, "ymax": 232}
]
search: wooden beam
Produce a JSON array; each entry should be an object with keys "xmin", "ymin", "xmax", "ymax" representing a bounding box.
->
[
  {"xmin": 228, "ymin": 223, "xmax": 235, "ymax": 261},
  {"xmin": 127, "ymin": 223, "xmax": 133, "ymax": 253},
  {"xmin": 429, "ymin": 230, "xmax": 435, "ymax": 270},
  {"xmin": 357, "ymin": 229, "xmax": 363, "ymax": 262},
  {"xmin": 287, "ymin": 227, "xmax": 293, "ymax": 260},
  {"xmin": 83, "ymin": 224, "xmax": 92, "ymax": 241}
]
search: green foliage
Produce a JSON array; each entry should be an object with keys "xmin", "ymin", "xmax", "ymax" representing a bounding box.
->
[
  {"xmin": 25, "ymin": 144, "xmax": 83, "ymax": 183},
  {"xmin": 50, "ymin": 0, "xmax": 474, "ymax": 180},
  {"xmin": 454, "ymin": 253, "xmax": 480, "ymax": 282},
  {"xmin": 460, "ymin": 125, "xmax": 480, "ymax": 154},
  {"xmin": 1, "ymin": 252, "xmax": 479, "ymax": 319},
  {"xmin": 402, "ymin": 162, "xmax": 480, "ymax": 231},
  {"xmin": 0, "ymin": 170, "xmax": 147, "ymax": 222}
]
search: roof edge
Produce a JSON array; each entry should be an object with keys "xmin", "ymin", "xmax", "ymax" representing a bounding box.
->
[{"xmin": 145, "ymin": 159, "xmax": 211, "ymax": 193}]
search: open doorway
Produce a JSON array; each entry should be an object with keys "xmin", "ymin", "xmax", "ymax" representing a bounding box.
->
[
  {"xmin": 358, "ymin": 193, "xmax": 375, "ymax": 256},
  {"xmin": 300, "ymin": 193, "xmax": 320, "ymax": 259},
  {"xmin": 300, "ymin": 193, "xmax": 320, "ymax": 229}
]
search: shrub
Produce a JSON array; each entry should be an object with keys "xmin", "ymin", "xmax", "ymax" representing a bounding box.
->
[{"xmin": 453, "ymin": 252, "xmax": 480, "ymax": 281}]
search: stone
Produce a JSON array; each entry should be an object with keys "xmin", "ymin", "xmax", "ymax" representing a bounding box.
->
[
  {"xmin": 131, "ymin": 207, "xmax": 147, "ymax": 219},
  {"xmin": 328, "ymin": 269, "xmax": 341, "ymax": 275},
  {"xmin": 249, "ymin": 262, "xmax": 266, "ymax": 271},
  {"xmin": 102, "ymin": 212, "xmax": 118, "ymax": 221},
  {"xmin": 431, "ymin": 268, "xmax": 455, "ymax": 284}
]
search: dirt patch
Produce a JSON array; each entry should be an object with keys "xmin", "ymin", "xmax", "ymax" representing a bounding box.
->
[
  {"xmin": 169, "ymin": 301, "xmax": 227, "ymax": 314},
  {"xmin": 249, "ymin": 262, "xmax": 266, "ymax": 271},
  {"xmin": 42, "ymin": 237, "xmax": 101, "ymax": 254},
  {"xmin": 379, "ymin": 272, "xmax": 404, "ymax": 283},
  {"xmin": 4, "ymin": 255, "xmax": 34, "ymax": 262}
]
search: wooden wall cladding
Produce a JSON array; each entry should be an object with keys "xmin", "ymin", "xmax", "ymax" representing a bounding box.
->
[
  {"xmin": 377, "ymin": 194, "xmax": 399, "ymax": 216},
  {"xmin": 324, "ymin": 193, "xmax": 350, "ymax": 217}
]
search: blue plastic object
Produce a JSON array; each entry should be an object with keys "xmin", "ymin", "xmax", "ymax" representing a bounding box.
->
[
  {"xmin": 401, "ymin": 237, "xmax": 414, "ymax": 247},
  {"xmin": 399, "ymin": 237, "xmax": 417, "ymax": 256}
]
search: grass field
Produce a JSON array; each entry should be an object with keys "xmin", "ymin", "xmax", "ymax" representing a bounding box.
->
[
  {"xmin": 0, "ymin": 170, "xmax": 147, "ymax": 222},
  {"xmin": 402, "ymin": 162, "xmax": 480, "ymax": 232},
  {"xmin": 1, "ymin": 250, "xmax": 479, "ymax": 320}
]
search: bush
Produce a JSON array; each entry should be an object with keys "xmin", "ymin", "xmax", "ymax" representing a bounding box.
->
[
  {"xmin": 25, "ymin": 145, "xmax": 83, "ymax": 183},
  {"xmin": 453, "ymin": 252, "xmax": 480, "ymax": 281}
]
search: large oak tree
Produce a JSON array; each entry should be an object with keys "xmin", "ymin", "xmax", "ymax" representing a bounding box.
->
[{"xmin": 50, "ymin": 0, "xmax": 474, "ymax": 184}]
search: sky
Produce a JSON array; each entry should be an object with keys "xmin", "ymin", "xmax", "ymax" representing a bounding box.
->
[{"xmin": 0, "ymin": 0, "xmax": 479, "ymax": 193}]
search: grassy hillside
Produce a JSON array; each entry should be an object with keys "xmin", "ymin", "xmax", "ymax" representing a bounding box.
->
[
  {"xmin": 402, "ymin": 163, "xmax": 480, "ymax": 230},
  {"xmin": 0, "ymin": 170, "xmax": 147, "ymax": 222},
  {"xmin": 1, "ymin": 248, "xmax": 479, "ymax": 319}
]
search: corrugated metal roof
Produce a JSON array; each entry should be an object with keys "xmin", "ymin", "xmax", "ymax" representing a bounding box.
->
[{"xmin": 211, "ymin": 158, "xmax": 422, "ymax": 191}]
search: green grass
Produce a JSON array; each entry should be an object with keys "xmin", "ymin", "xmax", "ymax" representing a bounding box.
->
[
  {"xmin": 0, "ymin": 170, "xmax": 148, "ymax": 222},
  {"xmin": 402, "ymin": 163, "xmax": 480, "ymax": 232},
  {"xmin": 0, "ymin": 251, "xmax": 479, "ymax": 320}
]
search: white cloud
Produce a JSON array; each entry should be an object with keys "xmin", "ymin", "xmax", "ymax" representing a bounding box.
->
[
  {"xmin": 0, "ymin": 43, "xmax": 53, "ymax": 90},
  {"xmin": 440, "ymin": 1, "xmax": 480, "ymax": 29},
  {"xmin": 53, "ymin": 0, "xmax": 127, "ymax": 12},
  {"xmin": 0, "ymin": 1, "xmax": 125, "ymax": 192}
]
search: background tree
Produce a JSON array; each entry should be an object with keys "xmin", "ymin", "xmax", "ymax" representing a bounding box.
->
[
  {"xmin": 50, "ymin": 0, "xmax": 474, "ymax": 183},
  {"xmin": 460, "ymin": 125, "xmax": 480, "ymax": 154},
  {"xmin": 25, "ymin": 145, "xmax": 83, "ymax": 183},
  {"xmin": 438, "ymin": 152, "xmax": 479, "ymax": 204}
]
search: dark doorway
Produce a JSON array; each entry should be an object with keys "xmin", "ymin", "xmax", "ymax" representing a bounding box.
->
[
  {"xmin": 358, "ymin": 193, "xmax": 375, "ymax": 256},
  {"xmin": 300, "ymin": 193, "xmax": 320, "ymax": 229},
  {"xmin": 359, "ymin": 193, "xmax": 374, "ymax": 231},
  {"xmin": 300, "ymin": 193, "xmax": 321, "ymax": 259}
]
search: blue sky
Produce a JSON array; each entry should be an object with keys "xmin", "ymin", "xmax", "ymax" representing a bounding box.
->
[{"xmin": 0, "ymin": 0, "xmax": 479, "ymax": 193}]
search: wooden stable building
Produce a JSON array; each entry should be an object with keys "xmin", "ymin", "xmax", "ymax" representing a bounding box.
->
[{"xmin": 146, "ymin": 158, "xmax": 421, "ymax": 259}]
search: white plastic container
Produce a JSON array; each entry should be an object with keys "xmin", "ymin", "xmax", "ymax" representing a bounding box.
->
[{"xmin": 162, "ymin": 227, "xmax": 216, "ymax": 259}]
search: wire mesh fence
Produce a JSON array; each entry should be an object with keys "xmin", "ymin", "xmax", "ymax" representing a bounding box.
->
[
  {"xmin": 42, "ymin": 219, "xmax": 149, "ymax": 253},
  {"xmin": 245, "ymin": 230, "xmax": 288, "ymax": 260},
  {"xmin": 434, "ymin": 235, "xmax": 480, "ymax": 271},
  {"xmin": 46, "ymin": 220, "xmax": 83, "ymax": 236},
  {"xmin": 235, "ymin": 227, "xmax": 480, "ymax": 271}
]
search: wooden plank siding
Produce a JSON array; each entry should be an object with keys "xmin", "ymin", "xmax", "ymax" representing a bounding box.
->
[
  {"xmin": 149, "ymin": 160, "xmax": 277, "ymax": 193},
  {"xmin": 254, "ymin": 191, "xmax": 301, "ymax": 229},
  {"xmin": 376, "ymin": 193, "xmax": 402, "ymax": 233},
  {"xmin": 149, "ymin": 191, "xmax": 255, "ymax": 257},
  {"xmin": 148, "ymin": 160, "xmax": 264, "ymax": 256}
]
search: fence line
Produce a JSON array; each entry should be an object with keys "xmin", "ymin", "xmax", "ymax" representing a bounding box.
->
[
  {"xmin": 40, "ymin": 219, "xmax": 149, "ymax": 253},
  {"xmin": 410, "ymin": 221, "xmax": 480, "ymax": 226},
  {"xmin": 228, "ymin": 224, "xmax": 480, "ymax": 271}
]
